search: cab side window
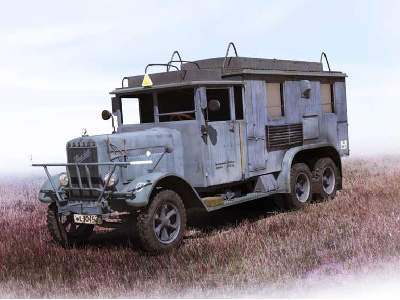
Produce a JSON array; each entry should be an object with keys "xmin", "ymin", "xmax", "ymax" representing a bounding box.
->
[
  {"xmin": 121, "ymin": 93, "xmax": 154, "ymax": 124},
  {"xmin": 206, "ymin": 88, "xmax": 231, "ymax": 121}
]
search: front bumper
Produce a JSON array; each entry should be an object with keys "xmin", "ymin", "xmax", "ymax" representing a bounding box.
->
[{"xmin": 33, "ymin": 161, "xmax": 153, "ymax": 215}]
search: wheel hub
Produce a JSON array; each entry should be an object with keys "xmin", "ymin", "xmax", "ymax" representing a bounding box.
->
[
  {"xmin": 153, "ymin": 202, "xmax": 181, "ymax": 244},
  {"xmin": 322, "ymin": 166, "xmax": 335, "ymax": 194},
  {"xmin": 295, "ymin": 173, "xmax": 311, "ymax": 203}
]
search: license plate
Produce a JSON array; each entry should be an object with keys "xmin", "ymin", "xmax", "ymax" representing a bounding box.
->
[{"xmin": 73, "ymin": 214, "xmax": 100, "ymax": 225}]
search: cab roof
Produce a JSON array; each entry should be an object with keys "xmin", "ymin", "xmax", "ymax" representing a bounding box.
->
[{"xmin": 111, "ymin": 56, "xmax": 346, "ymax": 95}]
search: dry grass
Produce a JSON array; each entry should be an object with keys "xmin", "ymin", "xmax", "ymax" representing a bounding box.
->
[{"xmin": 1, "ymin": 156, "xmax": 400, "ymax": 298}]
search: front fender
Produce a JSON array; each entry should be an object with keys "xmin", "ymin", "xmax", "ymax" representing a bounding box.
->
[
  {"xmin": 121, "ymin": 172, "xmax": 170, "ymax": 208},
  {"xmin": 38, "ymin": 173, "xmax": 63, "ymax": 203},
  {"xmin": 121, "ymin": 172, "xmax": 204, "ymax": 209}
]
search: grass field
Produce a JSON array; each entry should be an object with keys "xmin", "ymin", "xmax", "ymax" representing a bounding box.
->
[{"xmin": 1, "ymin": 156, "xmax": 400, "ymax": 298}]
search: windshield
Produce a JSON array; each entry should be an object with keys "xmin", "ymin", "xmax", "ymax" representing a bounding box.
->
[
  {"xmin": 157, "ymin": 88, "xmax": 195, "ymax": 122},
  {"xmin": 120, "ymin": 88, "xmax": 195, "ymax": 124}
]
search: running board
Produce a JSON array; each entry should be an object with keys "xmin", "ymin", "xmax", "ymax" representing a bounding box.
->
[{"xmin": 201, "ymin": 192, "xmax": 273, "ymax": 212}]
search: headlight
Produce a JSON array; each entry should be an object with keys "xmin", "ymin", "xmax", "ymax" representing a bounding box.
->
[
  {"xmin": 145, "ymin": 150, "xmax": 152, "ymax": 157},
  {"xmin": 59, "ymin": 173, "xmax": 69, "ymax": 187},
  {"xmin": 103, "ymin": 173, "xmax": 118, "ymax": 187}
]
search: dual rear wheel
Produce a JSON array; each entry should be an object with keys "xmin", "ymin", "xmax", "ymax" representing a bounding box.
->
[{"xmin": 280, "ymin": 157, "xmax": 339, "ymax": 210}]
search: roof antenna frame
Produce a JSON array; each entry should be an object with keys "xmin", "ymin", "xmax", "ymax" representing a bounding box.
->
[
  {"xmin": 168, "ymin": 50, "xmax": 183, "ymax": 71},
  {"xmin": 222, "ymin": 42, "xmax": 239, "ymax": 73},
  {"xmin": 320, "ymin": 51, "xmax": 331, "ymax": 71}
]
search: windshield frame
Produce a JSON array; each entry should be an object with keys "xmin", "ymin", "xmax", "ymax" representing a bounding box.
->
[{"xmin": 116, "ymin": 87, "xmax": 198, "ymax": 126}]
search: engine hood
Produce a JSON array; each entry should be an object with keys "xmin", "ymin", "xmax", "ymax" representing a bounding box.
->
[{"xmin": 66, "ymin": 127, "xmax": 184, "ymax": 181}]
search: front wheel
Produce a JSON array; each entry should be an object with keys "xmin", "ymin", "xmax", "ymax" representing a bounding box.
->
[
  {"xmin": 136, "ymin": 189, "xmax": 187, "ymax": 253},
  {"xmin": 47, "ymin": 203, "xmax": 94, "ymax": 247}
]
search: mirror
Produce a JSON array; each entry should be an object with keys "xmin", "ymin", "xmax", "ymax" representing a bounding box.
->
[
  {"xmin": 208, "ymin": 99, "xmax": 221, "ymax": 112},
  {"xmin": 102, "ymin": 110, "xmax": 112, "ymax": 120}
]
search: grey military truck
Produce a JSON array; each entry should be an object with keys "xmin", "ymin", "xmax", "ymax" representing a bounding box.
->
[{"xmin": 34, "ymin": 43, "xmax": 349, "ymax": 252}]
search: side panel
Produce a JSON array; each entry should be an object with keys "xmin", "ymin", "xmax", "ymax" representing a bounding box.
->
[
  {"xmin": 282, "ymin": 81, "xmax": 302, "ymax": 124},
  {"xmin": 334, "ymin": 81, "xmax": 348, "ymax": 123},
  {"xmin": 300, "ymin": 81, "xmax": 321, "ymax": 117},
  {"xmin": 265, "ymin": 81, "xmax": 304, "ymax": 174},
  {"xmin": 244, "ymin": 80, "xmax": 267, "ymax": 173},
  {"xmin": 334, "ymin": 81, "xmax": 350, "ymax": 156}
]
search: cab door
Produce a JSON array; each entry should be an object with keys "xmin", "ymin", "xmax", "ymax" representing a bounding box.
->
[{"xmin": 203, "ymin": 87, "xmax": 243, "ymax": 186}]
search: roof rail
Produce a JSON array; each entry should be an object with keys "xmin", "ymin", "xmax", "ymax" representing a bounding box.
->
[
  {"xmin": 168, "ymin": 60, "xmax": 201, "ymax": 70},
  {"xmin": 145, "ymin": 63, "xmax": 179, "ymax": 74},
  {"xmin": 121, "ymin": 64, "xmax": 181, "ymax": 88},
  {"xmin": 222, "ymin": 42, "xmax": 239, "ymax": 73},
  {"xmin": 320, "ymin": 51, "xmax": 331, "ymax": 71}
]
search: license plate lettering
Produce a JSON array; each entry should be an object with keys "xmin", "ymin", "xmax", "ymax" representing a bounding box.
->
[{"xmin": 73, "ymin": 214, "xmax": 100, "ymax": 225}]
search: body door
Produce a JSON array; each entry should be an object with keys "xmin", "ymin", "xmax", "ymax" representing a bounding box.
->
[{"xmin": 201, "ymin": 87, "xmax": 243, "ymax": 186}]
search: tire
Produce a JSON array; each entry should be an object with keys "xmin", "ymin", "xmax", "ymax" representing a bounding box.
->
[
  {"xmin": 136, "ymin": 189, "xmax": 187, "ymax": 253},
  {"xmin": 313, "ymin": 157, "xmax": 339, "ymax": 201},
  {"xmin": 281, "ymin": 163, "xmax": 313, "ymax": 210},
  {"xmin": 47, "ymin": 203, "xmax": 94, "ymax": 247}
]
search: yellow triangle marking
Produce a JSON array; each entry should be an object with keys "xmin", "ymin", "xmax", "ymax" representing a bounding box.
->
[{"xmin": 142, "ymin": 73, "xmax": 153, "ymax": 87}]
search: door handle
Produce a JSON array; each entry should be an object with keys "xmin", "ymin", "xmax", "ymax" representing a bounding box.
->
[{"xmin": 201, "ymin": 125, "xmax": 208, "ymax": 136}]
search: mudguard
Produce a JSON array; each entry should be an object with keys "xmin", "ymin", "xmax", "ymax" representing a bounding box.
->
[
  {"xmin": 38, "ymin": 173, "xmax": 63, "ymax": 203},
  {"xmin": 121, "ymin": 172, "xmax": 203, "ymax": 208},
  {"xmin": 276, "ymin": 142, "xmax": 340, "ymax": 193}
]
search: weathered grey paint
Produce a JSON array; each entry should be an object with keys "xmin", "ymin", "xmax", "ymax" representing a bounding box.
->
[{"xmin": 36, "ymin": 54, "xmax": 349, "ymax": 215}]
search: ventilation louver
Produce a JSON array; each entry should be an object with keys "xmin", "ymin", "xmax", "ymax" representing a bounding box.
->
[{"xmin": 266, "ymin": 124, "xmax": 303, "ymax": 151}]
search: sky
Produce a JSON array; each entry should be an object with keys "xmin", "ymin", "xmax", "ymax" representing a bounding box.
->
[{"xmin": 0, "ymin": 0, "xmax": 399, "ymax": 174}]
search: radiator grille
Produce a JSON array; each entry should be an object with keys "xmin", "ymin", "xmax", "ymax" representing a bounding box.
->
[
  {"xmin": 66, "ymin": 143, "xmax": 100, "ymax": 188},
  {"xmin": 266, "ymin": 123, "xmax": 303, "ymax": 151}
]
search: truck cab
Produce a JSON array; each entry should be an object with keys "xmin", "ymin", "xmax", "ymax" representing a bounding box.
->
[{"xmin": 35, "ymin": 43, "xmax": 349, "ymax": 252}]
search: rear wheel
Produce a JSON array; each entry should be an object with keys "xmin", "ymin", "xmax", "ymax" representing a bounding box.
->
[
  {"xmin": 47, "ymin": 203, "xmax": 94, "ymax": 247},
  {"xmin": 313, "ymin": 157, "xmax": 339, "ymax": 201},
  {"xmin": 280, "ymin": 163, "xmax": 313, "ymax": 210},
  {"xmin": 136, "ymin": 189, "xmax": 186, "ymax": 253}
]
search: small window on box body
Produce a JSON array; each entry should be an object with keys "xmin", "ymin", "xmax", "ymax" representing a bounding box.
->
[
  {"xmin": 266, "ymin": 82, "xmax": 284, "ymax": 119},
  {"xmin": 321, "ymin": 83, "xmax": 334, "ymax": 113}
]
